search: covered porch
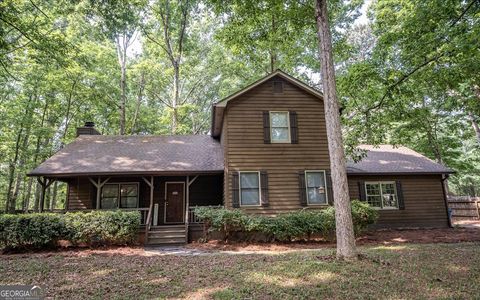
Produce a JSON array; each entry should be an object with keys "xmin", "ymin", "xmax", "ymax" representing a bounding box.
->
[{"xmin": 60, "ymin": 173, "xmax": 223, "ymax": 228}]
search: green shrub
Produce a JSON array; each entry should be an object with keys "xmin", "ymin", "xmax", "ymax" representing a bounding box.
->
[
  {"xmin": 64, "ymin": 210, "xmax": 141, "ymax": 246},
  {"xmin": 0, "ymin": 210, "xmax": 141, "ymax": 251},
  {"xmin": 350, "ymin": 200, "xmax": 379, "ymax": 234},
  {"xmin": 0, "ymin": 213, "xmax": 68, "ymax": 250},
  {"xmin": 194, "ymin": 206, "xmax": 249, "ymax": 241},
  {"xmin": 193, "ymin": 200, "xmax": 377, "ymax": 242}
]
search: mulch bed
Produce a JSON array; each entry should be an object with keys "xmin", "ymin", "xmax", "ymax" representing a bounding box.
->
[
  {"xmin": 2, "ymin": 226, "xmax": 479, "ymax": 256},
  {"xmin": 186, "ymin": 227, "xmax": 480, "ymax": 252}
]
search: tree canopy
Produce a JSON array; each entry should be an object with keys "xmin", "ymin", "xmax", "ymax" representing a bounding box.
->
[{"xmin": 0, "ymin": 0, "xmax": 479, "ymax": 211}]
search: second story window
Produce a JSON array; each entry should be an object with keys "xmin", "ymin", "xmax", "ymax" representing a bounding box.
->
[{"xmin": 270, "ymin": 111, "xmax": 290, "ymax": 143}]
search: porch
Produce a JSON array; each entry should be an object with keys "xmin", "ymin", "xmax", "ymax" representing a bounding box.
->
[{"xmin": 58, "ymin": 173, "xmax": 223, "ymax": 245}]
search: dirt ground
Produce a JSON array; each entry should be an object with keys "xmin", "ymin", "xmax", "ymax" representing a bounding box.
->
[
  {"xmin": 186, "ymin": 226, "xmax": 480, "ymax": 252},
  {"xmin": 2, "ymin": 225, "xmax": 479, "ymax": 257},
  {"xmin": 454, "ymin": 219, "xmax": 480, "ymax": 229}
]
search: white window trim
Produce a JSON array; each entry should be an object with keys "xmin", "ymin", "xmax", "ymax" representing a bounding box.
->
[
  {"xmin": 239, "ymin": 171, "xmax": 262, "ymax": 207},
  {"xmin": 101, "ymin": 182, "xmax": 140, "ymax": 209},
  {"xmin": 269, "ymin": 111, "xmax": 291, "ymax": 143},
  {"xmin": 364, "ymin": 181, "xmax": 399, "ymax": 210},
  {"xmin": 305, "ymin": 170, "xmax": 329, "ymax": 206}
]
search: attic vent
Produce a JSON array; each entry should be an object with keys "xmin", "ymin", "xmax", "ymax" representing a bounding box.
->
[{"xmin": 273, "ymin": 81, "xmax": 284, "ymax": 93}]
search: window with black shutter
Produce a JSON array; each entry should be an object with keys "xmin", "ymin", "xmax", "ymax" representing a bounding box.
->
[
  {"xmin": 263, "ymin": 111, "xmax": 271, "ymax": 144},
  {"xmin": 363, "ymin": 181, "xmax": 402, "ymax": 209},
  {"xmin": 232, "ymin": 172, "xmax": 240, "ymax": 208},
  {"xmin": 289, "ymin": 111, "xmax": 298, "ymax": 144},
  {"xmin": 260, "ymin": 171, "xmax": 269, "ymax": 207}
]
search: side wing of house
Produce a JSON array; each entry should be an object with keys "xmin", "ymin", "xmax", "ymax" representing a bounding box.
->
[{"xmin": 348, "ymin": 175, "xmax": 449, "ymax": 228}]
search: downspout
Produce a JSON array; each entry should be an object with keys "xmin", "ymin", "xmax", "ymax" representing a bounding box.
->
[{"xmin": 441, "ymin": 174, "xmax": 453, "ymax": 228}]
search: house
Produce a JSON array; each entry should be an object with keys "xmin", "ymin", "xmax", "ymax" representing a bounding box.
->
[{"xmin": 28, "ymin": 70, "xmax": 453, "ymax": 245}]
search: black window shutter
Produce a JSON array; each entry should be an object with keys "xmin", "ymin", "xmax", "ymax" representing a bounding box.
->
[
  {"xmin": 298, "ymin": 171, "xmax": 307, "ymax": 206},
  {"xmin": 232, "ymin": 172, "xmax": 240, "ymax": 208},
  {"xmin": 260, "ymin": 171, "xmax": 269, "ymax": 207},
  {"xmin": 263, "ymin": 111, "xmax": 271, "ymax": 144},
  {"xmin": 358, "ymin": 181, "xmax": 366, "ymax": 201},
  {"xmin": 326, "ymin": 172, "xmax": 334, "ymax": 205},
  {"xmin": 289, "ymin": 111, "xmax": 298, "ymax": 144},
  {"xmin": 396, "ymin": 180, "xmax": 405, "ymax": 210}
]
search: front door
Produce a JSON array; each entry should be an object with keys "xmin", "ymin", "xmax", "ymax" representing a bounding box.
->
[{"xmin": 164, "ymin": 182, "xmax": 185, "ymax": 223}]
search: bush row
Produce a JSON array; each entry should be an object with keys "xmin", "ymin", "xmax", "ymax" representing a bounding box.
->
[
  {"xmin": 194, "ymin": 200, "xmax": 378, "ymax": 242},
  {"xmin": 0, "ymin": 210, "xmax": 141, "ymax": 251}
]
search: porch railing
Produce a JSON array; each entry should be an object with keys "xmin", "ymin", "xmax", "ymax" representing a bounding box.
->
[{"xmin": 188, "ymin": 205, "xmax": 224, "ymax": 223}]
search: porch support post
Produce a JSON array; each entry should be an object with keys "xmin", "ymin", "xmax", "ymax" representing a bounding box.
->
[
  {"xmin": 185, "ymin": 176, "xmax": 190, "ymax": 238},
  {"xmin": 184, "ymin": 175, "xmax": 198, "ymax": 237},
  {"xmin": 142, "ymin": 176, "xmax": 154, "ymax": 244},
  {"xmin": 142, "ymin": 176, "xmax": 154, "ymax": 229},
  {"xmin": 88, "ymin": 177, "xmax": 110, "ymax": 209},
  {"xmin": 37, "ymin": 177, "xmax": 55, "ymax": 213}
]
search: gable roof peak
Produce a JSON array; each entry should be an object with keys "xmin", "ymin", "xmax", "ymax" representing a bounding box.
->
[
  {"xmin": 211, "ymin": 70, "xmax": 323, "ymax": 138},
  {"xmin": 214, "ymin": 70, "xmax": 322, "ymax": 108}
]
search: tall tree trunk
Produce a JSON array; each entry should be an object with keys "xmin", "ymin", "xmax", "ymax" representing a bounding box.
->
[
  {"xmin": 315, "ymin": 0, "xmax": 356, "ymax": 260},
  {"xmin": 11, "ymin": 127, "xmax": 31, "ymax": 211},
  {"xmin": 30, "ymin": 98, "xmax": 49, "ymax": 211},
  {"xmin": 269, "ymin": 14, "xmax": 277, "ymax": 73},
  {"xmin": 51, "ymin": 182, "xmax": 58, "ymax": 210},
  {"xmin": 131, "ymin": 72, "xmax": 145, "ymax": 134},
  {"xmin": 34, "ymin": 181, "xmax": 41, "ymax": 212},
  {"xmin": 6, "ymin": 129, "xmax": 23, "ymax": 213},
  {"xmin": 23, "ymin": 178, "xmax": 33, "ymax": 211},
  {"xmin": 172, "ymin": 61, "xmax": 180, "ymax": 134},
  {"xmin": 116, "ymin": 35, "xmax": 129, "ymax": 135},
  {"xmin": 468, "ymin": 112, "xmax": 480, "ymax": 145}
]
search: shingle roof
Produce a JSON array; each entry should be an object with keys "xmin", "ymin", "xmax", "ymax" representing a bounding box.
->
[
  {"xmin": 347, "ymin": 145, "xmax": 453, "ymax": 175},
  {"xmin": 28, "ymin": 135, "xmax": 224, "ymax": 176}
]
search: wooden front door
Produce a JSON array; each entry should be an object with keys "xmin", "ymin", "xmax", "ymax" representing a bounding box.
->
[{"xmin": 164, "ymin": 182, "xmax": 185, "ymax": 223}]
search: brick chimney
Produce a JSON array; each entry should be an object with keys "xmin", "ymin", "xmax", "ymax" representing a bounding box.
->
[{"xmin": 76, "ymin": 122, "xmax": 101, "ymax": 137}]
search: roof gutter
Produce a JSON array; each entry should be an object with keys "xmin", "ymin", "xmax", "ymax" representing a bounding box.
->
[
  {"xmin": 27, "ymin": 170, "xmax": 225, "ymax": 178},
  {"xmin": 346, "ymin": 171, "xmax": 455, "ymax": 176}
]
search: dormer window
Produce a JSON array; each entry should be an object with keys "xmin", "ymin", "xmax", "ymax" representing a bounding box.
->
[{"xmin": 270, "ymin": 111, "xmax": 291, "ymax": 143}]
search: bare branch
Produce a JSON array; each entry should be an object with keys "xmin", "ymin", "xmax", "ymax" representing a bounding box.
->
[
  {"xmin": 0, "ymin": 59, "xmax": 20, "ymax": 81},
  {"xmin": 29, "ymin": 0, "xmax": 50, "ymax": 20},
  {"xmin": 144, "ymin": 87, "xmax": 173, "ymax": 108}
]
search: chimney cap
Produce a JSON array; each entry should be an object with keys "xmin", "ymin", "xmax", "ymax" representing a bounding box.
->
[{"xmin": 84, "ymin": 121, "xmax": 95, "ymax": 128}]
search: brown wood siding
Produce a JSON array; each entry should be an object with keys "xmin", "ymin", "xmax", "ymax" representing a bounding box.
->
[
  {"xmin": 347, "ymin": 175, "xmax": 449, "ymax": 228},
  {"xmin": 221, "ymin": 116, "xmax": 229, "ymax": 210},
  {"xmin": 67, "ymin": 177, "xmax": 93, "ymax": 210},
  {"xmin": 67, "ymin": 176, "xmax": 151, "ymax": 210},
  {"xmin": 224, "ymin": 76, "xmax": 330, "ymax": 214}
]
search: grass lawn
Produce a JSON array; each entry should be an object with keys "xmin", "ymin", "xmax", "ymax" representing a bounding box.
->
[{"xmin": 1, "ymin": 243, "xmax": 479, "ymax": 299}]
